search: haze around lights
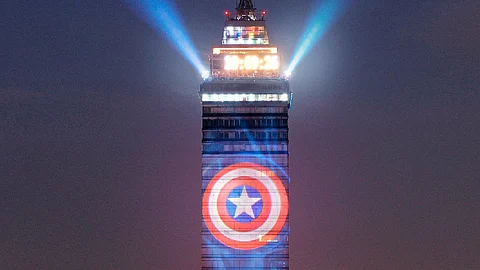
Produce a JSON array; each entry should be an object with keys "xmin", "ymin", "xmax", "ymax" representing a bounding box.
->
[
  {"xmin": 123, "ymin": 0, "xmax": 208, "ymax": 77},
  {"xmin": 286, "ymin": 0, "xmax": 352, "ymax": 75},
  {"xmin": 124, "ymin": 0, "xmax": 351, "ymax": 81}
]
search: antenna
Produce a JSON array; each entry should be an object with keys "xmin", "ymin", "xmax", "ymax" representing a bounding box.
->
[{"xmin": 235, "ymin": 0, "xmax": 256, "ymax": 20}]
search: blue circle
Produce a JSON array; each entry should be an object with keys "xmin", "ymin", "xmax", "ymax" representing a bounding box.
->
[{"xmin": 226, "ymin": 185, "xmax": 263, "ymax": 223}]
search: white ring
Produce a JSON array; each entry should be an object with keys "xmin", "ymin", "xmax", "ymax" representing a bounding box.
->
[{"xmin": 208, "ymin": 168, "xmax": 282, "ymax": 242}]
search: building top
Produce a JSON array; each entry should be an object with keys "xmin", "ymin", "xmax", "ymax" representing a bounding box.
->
[
  {"xmin": 201, "ymin": 0, "xmax": 294, "ymax": 89},
  {"xmin": 202, "ymin": 0, "xmax": 285, "ymax": 80}
]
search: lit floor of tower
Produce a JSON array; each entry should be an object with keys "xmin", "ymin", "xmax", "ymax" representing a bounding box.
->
[{"xmin": 200, "ymin": 1, "xmax": 292, "ymax": 269}]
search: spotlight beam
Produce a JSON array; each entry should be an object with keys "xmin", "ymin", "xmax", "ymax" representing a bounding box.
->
[
  {"xmin": 286, "ymin": 0, "xmax": 351, "ymax": 75},
  {"xmin": 124, "ymin": 0, "xmax": 207, "ymax": 76}
]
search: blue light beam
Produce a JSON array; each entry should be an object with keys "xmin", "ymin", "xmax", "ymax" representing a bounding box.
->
[
  {"xmin": 124, "ymin": 0, "xmax": 207, "ymax": 76},
  {"xmin": 286, "ymin": 0, "xmax": 351, "ymax": 75}
]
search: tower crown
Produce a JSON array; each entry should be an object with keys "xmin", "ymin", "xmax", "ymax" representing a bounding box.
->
[{"xmin": 207, "ymin": 1, "xmax": 281, "ymax": 79}]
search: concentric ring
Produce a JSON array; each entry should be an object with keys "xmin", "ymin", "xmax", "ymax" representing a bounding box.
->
[{"xmin": 202, "ymin": 162, "xmax": 288, "ymax": 250}]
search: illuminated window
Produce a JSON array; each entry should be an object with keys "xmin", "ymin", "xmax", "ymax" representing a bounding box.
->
[
  {"xmin": 202, "ymin": 93, "xmax": 289, "ymax": 102},
  {"xmin": 222, "ymin": 26, "xmax": 269, "ymax": 45}
]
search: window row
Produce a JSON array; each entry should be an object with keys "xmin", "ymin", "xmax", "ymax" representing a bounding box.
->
[
  {"xmin": 203, "ymin": 118, "xmax": 287, "ymax": 128},
  {"xmin": 203, "ymin": 131, "xmax": 288, "ymax": 140},
  {"xmin": 202, "ymin": 93, "xmax": 288, "ymax": 102},
  {"xmin": 201, "ymin": 159, "xmax": 289, "ymax": 168},
  {"xmin": 200, "ymin": 82, "xmax": 288, "ymax": 92},
  {"xmin": 201, "ymin": 262, "xmax": 288, "ymax": 269},
  {"xmin": 223, "ymin": 144, "xmax": 286, "ymax": 152},
  {"xmin": 203, "ymin": 106, "xmax": 287, "ymax": 114},
  {"xmin": 201, "ymin": 144, "xmax": 288, "ymax": 153}
]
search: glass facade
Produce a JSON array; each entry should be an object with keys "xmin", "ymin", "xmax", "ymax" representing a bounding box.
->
[
  {"xmin": 201, "ymin": 7, "xmax": 290, "ymax": 268},
  {"xmin": 201, "ymin": 87, "xmax": 291, "ymax": 269}
]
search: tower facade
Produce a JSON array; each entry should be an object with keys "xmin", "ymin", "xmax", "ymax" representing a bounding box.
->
[{"xmin": 200, "ymin": 1, "xmax": 291, "ymax": 269}]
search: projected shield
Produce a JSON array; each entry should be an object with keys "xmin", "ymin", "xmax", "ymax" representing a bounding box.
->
[{"xmin": 202, "ymin": 162, "xmax": 289, "ymax": 250}]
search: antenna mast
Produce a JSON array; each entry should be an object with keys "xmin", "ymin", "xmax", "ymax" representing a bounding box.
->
[{"xmin": 235, "ymin": 0, "xmax": 256, "ymax": 20}]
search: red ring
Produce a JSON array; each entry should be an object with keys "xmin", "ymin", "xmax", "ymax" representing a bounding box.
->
[{"xmin": 202, "ymin": 162, "xmax": 289, "ymax": 250}]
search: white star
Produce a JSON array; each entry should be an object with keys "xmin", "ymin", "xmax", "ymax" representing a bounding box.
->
[{"xmin": 228, "ymin": 186, "xmax": 261, "ymax": 219}]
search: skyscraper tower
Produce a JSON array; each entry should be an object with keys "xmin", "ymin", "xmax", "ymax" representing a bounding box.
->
[{"xmin": 200, "ymin": 1, "xmax": 292, "ymax": 269}]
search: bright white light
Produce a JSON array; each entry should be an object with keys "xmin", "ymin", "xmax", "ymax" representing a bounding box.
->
[
  {"xmin": 202, "ymin": 70, "xmax": 210, "ymax": 79},
  {"xmin": 244, "ymin": 55, "xmax": 259, "ymax": 70},
  {"xmin": 223, "ymin": 54, "xmax": 280, "ymax": 71},
  {"xmin": 201, "ymin": 93, "xmax": 290, "ymax": 102},
  {"xmin": 263, "ymin": 55, "xmax": 279, "ymax": 70},
  {"xmin": 224, "ymin": 55, "xmax": 240, "ymax": 70},
  {"xmin": 283, "ymin": 70, "xmax": 292, "ymax": 78}
]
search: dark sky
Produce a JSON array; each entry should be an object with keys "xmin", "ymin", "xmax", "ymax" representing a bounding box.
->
[{"xmin": 1, "ymin": 0, "xmax": 479, "ymax": 269}]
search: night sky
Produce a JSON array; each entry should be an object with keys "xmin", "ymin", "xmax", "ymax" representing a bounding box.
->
[{"xmin": 1, "ymin": 0, "xmax": 479, "ymax": 269}]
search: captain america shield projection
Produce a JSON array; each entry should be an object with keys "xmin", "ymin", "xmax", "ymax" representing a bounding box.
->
[{"xmin": 202, "ymin": 162, "xmax": 289, "ymax": 250}]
